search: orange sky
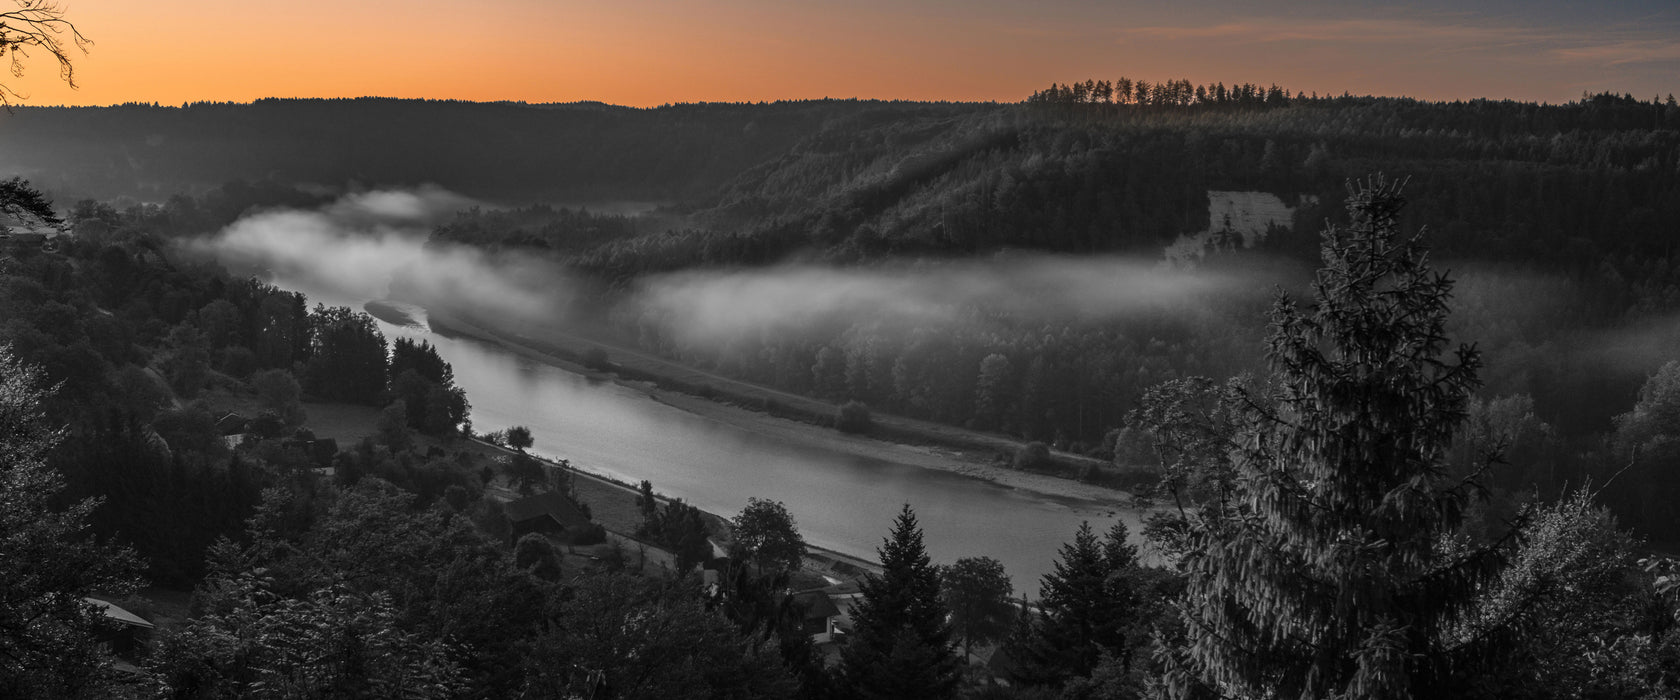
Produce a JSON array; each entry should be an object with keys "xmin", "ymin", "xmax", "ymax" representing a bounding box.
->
[{"xmin": 7, "ymin": 0, "xmax": 1678, "ymax": 107}]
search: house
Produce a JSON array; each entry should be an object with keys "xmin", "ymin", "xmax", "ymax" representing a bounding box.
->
[
  {"xmin": 85, "ymin": 598, "xmax": 154, "ymax": 662},
  {"xmin": 0, "ymin": 218, "xmax": 68, "ymax": 255},
  {"xmin": 280, "ymin": 437, "xmax": 338, "ymax": 468},
  {"xmin": 791, "ymin": 589, "xmax": 842, "ymax": 643},
  {"xmin": 504, "ymin": 491, "xmax": 593, "ymax": 540},
  {"xmin": 215, "ymin": 412, "xmax": 249, "ymax": 435}
]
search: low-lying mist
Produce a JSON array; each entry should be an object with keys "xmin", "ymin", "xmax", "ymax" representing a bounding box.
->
[
  {"xmin": 191, "ymin": 187, "xmax": 574, "ymax": 322},
  {"xmin": 630, "ymin": 256, "xmax": 1285, "ymax": 348},
  {"xmin": 187, "ymin": 187, "xmax": 1677, "ymax": 437},
  {"xmin": 191, "ymin": 188, "xmax": 1297, "ymax": 348}
]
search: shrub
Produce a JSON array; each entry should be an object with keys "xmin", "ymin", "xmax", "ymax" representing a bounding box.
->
[
  {"xmin": 583, "ymin": 346, "xmax": 610, "ymax": 371},
  {"xmin": 562, "ymin": 523, "xmax": 607, "ymax": 546},
  {"xmin": 220, "ymin": 347, "xmax": 258, "ymax": 377},
  {"xmin": 1013, "ymin": 441, "xmax": 1051, "ymax": 471},
  {"xmin": 836, "ymin": 401, "xmax": 873, "ymax": 434}
]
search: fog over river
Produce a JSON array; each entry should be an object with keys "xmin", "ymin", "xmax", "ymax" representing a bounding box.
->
[{"xmin": 276, "ymin": 278, "xmax": 1136, "ymax": 592}]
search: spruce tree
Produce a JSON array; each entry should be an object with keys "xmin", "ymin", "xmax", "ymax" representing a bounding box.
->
[
  {"xmin": 1009, "ymin": 521, "xmax": 1138, "ymax": 686},
  {"xmin": 1164, "ymin": 176, "xmax": 1512, "ymax": 699},
  {"xmin": 840, "ymin": 504, "xmax": 960, "ymax": 699}
]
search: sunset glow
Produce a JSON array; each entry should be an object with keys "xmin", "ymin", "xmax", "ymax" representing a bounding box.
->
[{"xmin": 9, "ymin": 0, "xmax": 1679, "ymax": 107}]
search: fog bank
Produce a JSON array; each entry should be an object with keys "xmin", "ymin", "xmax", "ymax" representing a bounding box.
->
[
  {"xmin": 191, "ymin": 187, "xmax": 571, "ymax": 322},
  {"xmin": 631, "ymin": 255, "xmax": 1277, "ymax": 348}
]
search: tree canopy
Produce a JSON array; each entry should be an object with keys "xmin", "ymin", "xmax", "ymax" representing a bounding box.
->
[
  {"xmin": 840, "ymin": 504, "xmax": 961, "ymax": 699},
  {"xmin": 1164, "ymin": 176, "xmax": 1516, "ymax": 698},
  {"xmin": 730, "ymin": 497, "xmax": 808, "ymax": 576},
  {"xmin": 0, "ymin": 346, "xmax": 143, "ymax": 698}
]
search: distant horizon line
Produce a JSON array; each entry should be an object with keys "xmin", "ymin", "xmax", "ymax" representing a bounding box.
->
[
  {"xmin": 14, "ymin": 95, "xmax": 1001, "ymax": 110},
  {"xmin": 12, "ymin": 90, "xmax": 1661, "ymax": 111}
]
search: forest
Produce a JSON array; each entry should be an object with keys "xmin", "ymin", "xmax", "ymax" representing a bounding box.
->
[{"xmin": 4, "ymin": 85, "xmax": 1680, "ymax": 699}]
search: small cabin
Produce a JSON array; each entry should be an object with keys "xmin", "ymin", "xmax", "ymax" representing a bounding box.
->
[
  {"xmin": 504, "ymin": 491, "xmax": 593, "ymax": 540},
  {"xmin": 792, "ymin": 590, "xmax": 842, "ymax": 643},
  {"xmin": 85, "ymin": 598, "xmax": 154, "ymax": 660}
]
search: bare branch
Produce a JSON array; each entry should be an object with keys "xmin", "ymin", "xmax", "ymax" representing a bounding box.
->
[{"xmin": 0, "ymin": 0, "xmax": 91, "ymax": 109}]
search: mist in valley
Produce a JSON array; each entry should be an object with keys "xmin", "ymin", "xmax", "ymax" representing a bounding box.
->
[
  {"xmin": 189, "ymin": 187, "xmax": 1677, "ymax": 419},
  {"xmin": 191, "ymin": 187, "xmax": 578, "ymax": 324},
  {"xmin": 191, "ymin": 188, "xmax": 1289, "ymax": 344}
]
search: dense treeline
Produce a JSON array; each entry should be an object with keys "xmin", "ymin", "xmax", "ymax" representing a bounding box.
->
[
  {"xmin": 551, "ymin": 90, "xmax": 1680, "ymax": 281},
  {"xmin": 1028, "ymin": 77, "xmax": 1304, "ymax": 107},
  {"xmin": 0, "ymin": 98, "xmax": 987, "ymax": 203}
]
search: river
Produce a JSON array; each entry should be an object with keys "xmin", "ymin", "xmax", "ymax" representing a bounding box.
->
[{"xmin": 284, "ymin": 280, "xmax": 1135, "ymax": 592}]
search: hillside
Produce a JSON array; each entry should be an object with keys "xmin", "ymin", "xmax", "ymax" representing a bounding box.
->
[{"xmin": 0, "ymin": 98, "xmax": 992, "ymax": 204}]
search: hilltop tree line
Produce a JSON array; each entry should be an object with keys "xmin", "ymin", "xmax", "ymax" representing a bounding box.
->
[
  {"xmin": 1027, "ymin": 77, "xmax": 1305, "ymax": 108},
  {"xmin": 0, "ymin": 98, "xmax": 986, "ymax": 203}
]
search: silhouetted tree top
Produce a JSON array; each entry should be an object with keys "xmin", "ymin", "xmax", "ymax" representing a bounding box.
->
[
  {"xmin": 0, "ymin": 0, "xmax": 90, "ymax": 108},
  {"xmin": 0, "ymin": 176, "xmax": 60, "ymax": 226}
]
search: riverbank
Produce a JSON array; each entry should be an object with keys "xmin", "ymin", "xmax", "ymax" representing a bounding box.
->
[
  {"xmin": 467, "ymin": 435, "xmax": 883, "ymax": 579},
  {"xmin": 408, "ymin": 302, "xmax": 1139, "ymax": 508}
]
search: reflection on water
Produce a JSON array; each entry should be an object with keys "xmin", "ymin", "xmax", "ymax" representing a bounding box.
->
[{"xmin": 298, "ymin": 282, "xmax": 1133, "ymax": 590}]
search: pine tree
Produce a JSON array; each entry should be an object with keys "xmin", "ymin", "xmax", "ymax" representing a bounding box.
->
[
  {"xmin": 840, "ymin": 505, "xmax": 960, "ymax": 699},
  {"xmin": 1008, "ymin": 521, "xmax": 1137, "ymax": 686},
  {"xmin": 1164, "ymin": 176, "xmax": 1513, "ymax": 699}
]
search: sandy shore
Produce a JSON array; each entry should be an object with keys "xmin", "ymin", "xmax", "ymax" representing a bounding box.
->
[{"xmin": 409, "ymin": 303, "xmax": 1139, "ymax": 509}]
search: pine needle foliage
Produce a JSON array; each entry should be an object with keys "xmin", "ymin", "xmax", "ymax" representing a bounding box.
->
[
  {"xmin": 840, "ymin": 504, "xmax": 961, "ymax": 699},
  {"xmin": 1165, "ymin": 176, "xmax": 1514, "ymax": 699}
]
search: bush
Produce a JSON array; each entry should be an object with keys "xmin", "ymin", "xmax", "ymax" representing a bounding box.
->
[
  {"xmin": 1013, "ymin": 441, "xmax": 1051, "ymax": 471},
  {"xmin": 505, "ymin": 425, "xmax": 534, "ymax": 451},
  {"xmin": 583, "ymin": 346, "xmax": 611, "ymax": 371},
  {"xmin": 562, "ymin": 523, "xmax": 607, "ymax": 546},
  {"xmin": 836, "ymin": 401, "xmax": 873, "ymax": 434},
  {"xmin": 248, "ymin": 412, "xmax": 286, "ymax": 439},
  {"xmin": 514, "ymin": 532, "xmax": 562, "ymax": 581},
  {"xmin": 219, "ymin": 347, "xmax": 258, "ymax": 378}
]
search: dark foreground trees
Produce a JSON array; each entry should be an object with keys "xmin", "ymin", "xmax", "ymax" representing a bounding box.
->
[
  {"xmin": 0, "ymin": 347, "xmax": 144, "ymax": 698},
  {"xmin": 522, "ymin": 572, "xmax": 796, "ymax": 699},
  {"xmin": 1162, "ymin": 177, "xmax": 1517, "ymax": 698},
  {"xmin": 940, "ymin": 556, "xmax": 1013, "ymax": 660},
  {"xmin": 840, "ymin": 505, "xmax": 961, "ymax": 699},
  {"xmin": 1006, "ymin": 521, "xmax": 1153, "ymax": 692}
]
